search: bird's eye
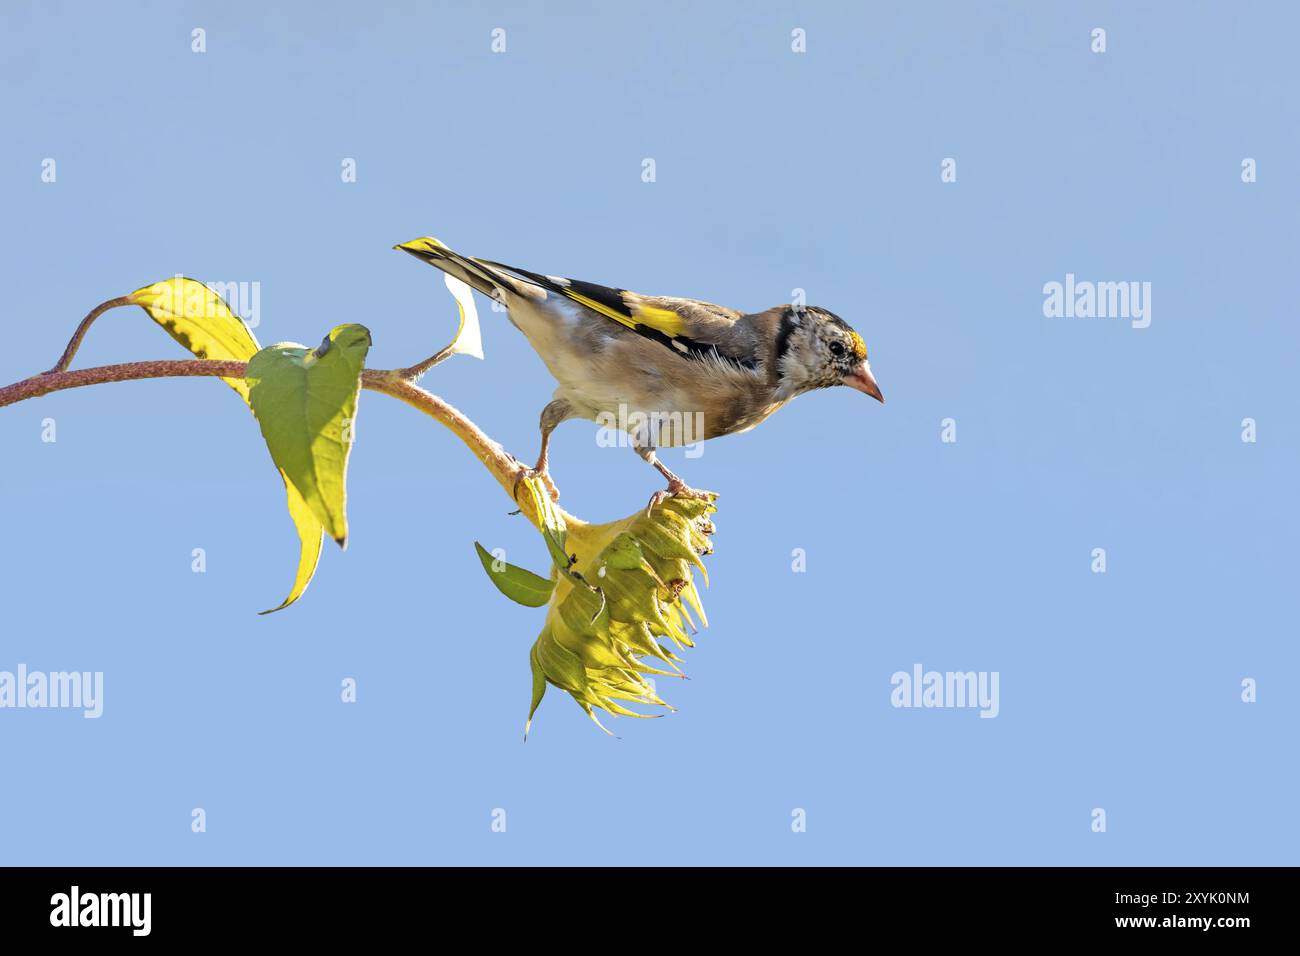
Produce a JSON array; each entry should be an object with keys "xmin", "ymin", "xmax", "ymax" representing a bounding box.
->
[{"xmin": 828, "ymin": 341, "xmax": 845, "ymax": 357}]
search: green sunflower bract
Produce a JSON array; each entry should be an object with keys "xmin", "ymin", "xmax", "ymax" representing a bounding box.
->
[{"xmin": 508, "ymin": 479, "xmax": 716, "ymax": 737}]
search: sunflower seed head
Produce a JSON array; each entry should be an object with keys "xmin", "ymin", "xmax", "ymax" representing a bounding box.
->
[{"xmin": 526, "ymin": 494, "xmax": 717, "ymax": 736}]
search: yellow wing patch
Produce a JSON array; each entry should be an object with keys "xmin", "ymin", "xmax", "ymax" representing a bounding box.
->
[
  {"xmin": 631, "ymin": 303, "xmax": 689, "ymax": 338},
  {"xmin": 561, "ymin": 290, "xmax": 689, "ymax": 339},
  {"xmin": 563, "ymin": 290, "xmax": 640, "ymax": 332}
]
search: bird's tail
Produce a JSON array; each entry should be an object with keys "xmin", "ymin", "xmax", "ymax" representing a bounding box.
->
[{"xmin": 394, "ymin": 236, "xmax": 529, "ymax": 302}]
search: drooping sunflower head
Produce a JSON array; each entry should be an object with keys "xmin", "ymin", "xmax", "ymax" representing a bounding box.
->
[{"xmin": 527, "ymin": 496, "xmax": 716, "ymax": 736}]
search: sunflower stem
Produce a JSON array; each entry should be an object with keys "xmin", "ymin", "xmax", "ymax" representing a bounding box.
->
[
  {"xmin": 46, "ymin": 296, "xmax": 134, "ymax": 374},
  {"xmin": 0, "ymin": 358, "xmax": 558, "ymax": 533}
]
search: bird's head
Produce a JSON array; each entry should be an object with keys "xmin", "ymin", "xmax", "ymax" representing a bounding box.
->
[{"xmin": 774, "ymin": 306, "xmax": 883, "ymax": 403}]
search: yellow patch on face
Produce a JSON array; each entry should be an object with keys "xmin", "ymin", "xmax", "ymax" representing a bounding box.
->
[{"xmin": 849, "ymin": 330, "xmax": 867, "ymax": 360}]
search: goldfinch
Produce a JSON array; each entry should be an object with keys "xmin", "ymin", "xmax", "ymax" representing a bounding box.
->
[{"xmin": 396, "ymin": 237, "xmax": 884, "ymax": 505}]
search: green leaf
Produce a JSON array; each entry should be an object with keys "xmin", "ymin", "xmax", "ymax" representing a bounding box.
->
[
  {"xmin": 129, "ymin": 276, "xmax": 325, "ymax": 613},
  {"xmin": 474, "ymin": 542, "xmax": 555, "ymax": 607},
  {"xmin": 245, "ymin": 324, "xmax": 372, "ymax": 548}
]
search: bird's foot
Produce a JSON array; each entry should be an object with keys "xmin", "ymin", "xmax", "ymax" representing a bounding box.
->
[
  {"xmin": 646, "ymin": 479, "xmax": 715, "ymax": 515},
  {"xmin": 512, "ymin": 463, "xmax": 560, "ymax": 503}
]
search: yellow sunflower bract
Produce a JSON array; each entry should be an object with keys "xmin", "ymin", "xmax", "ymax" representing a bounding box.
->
[{"xmin": 525, "ymin": 491, "xmax": 717, "ymax": 737}]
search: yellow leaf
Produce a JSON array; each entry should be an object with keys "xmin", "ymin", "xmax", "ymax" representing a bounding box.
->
[
  {"xmin": 260, "ymin": 472, "xmax": 326, "ymax": 615},
  {"xmin": 128, "ymin": 277, "xmax": 259, "ymax": 398}
]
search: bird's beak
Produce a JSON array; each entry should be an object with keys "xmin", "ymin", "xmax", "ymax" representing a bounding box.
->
[{"xmin": 844, "ymin": 362, "xmax": 884, "ymax": 403}]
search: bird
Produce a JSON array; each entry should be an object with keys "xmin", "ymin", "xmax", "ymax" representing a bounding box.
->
[{"xmin": 396, "ymin": 237, "xmax": 884, "ymax": 508}]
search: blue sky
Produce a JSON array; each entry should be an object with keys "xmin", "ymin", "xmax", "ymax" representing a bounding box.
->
[{"xmin": 0, "ymin": 1, "xmax": 1296, "ymax": 865}]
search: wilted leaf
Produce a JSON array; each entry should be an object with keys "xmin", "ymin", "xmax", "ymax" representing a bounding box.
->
[
  {"xmin": 394, "ymin": 236, "xmax": 484, "ymax": 361},
  {"xmin": 441, "ymin": 273, "xmax": 483, "ymax": 360},
  {"xmin": 245, "ymin": 324, "xmax": 372, "ymax": 548},
  {"xmin": 474, "ymin": 542, "xmax": 554, "ymax": 607}
]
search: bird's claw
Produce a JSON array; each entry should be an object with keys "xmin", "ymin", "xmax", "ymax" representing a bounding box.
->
[
  {"xmin": 646, "ymin": 480, "xmax": 715, "ymax": 516},
  {"xmin": 512, "ymin": 464, "xmax": 560, "ymax": 504}
]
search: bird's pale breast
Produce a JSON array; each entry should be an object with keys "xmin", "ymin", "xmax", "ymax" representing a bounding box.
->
[{"xmin": 507, "ymin": 294, "xmax": 775, "ymax": 448}]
